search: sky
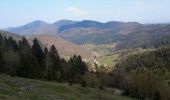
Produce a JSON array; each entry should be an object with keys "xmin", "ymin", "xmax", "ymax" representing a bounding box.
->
[{"xmin": 0, "ymin": 0, "xmax": 170, "ymax": 28}]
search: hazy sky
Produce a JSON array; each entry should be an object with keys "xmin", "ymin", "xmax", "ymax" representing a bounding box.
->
[{"xmin": 0, "ymin": 0, "xmax": 170, "ymax": 28}]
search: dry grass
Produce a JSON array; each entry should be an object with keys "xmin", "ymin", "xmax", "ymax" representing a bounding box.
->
[{"xmin": 29, "ymin": 35, "xmax": 95, "ymax": 58}]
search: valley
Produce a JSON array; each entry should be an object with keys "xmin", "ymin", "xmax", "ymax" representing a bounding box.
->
[
  {"xmin": 1, "ymin": 0, "xmax": 170, "ymax": 100},
  {"xmin": 4, "ymin": 20, "xmax": 170, "ymax": 69},
  {"xmin": 1, "ymin": 19, "xmax": 170, "ymax": 100}
]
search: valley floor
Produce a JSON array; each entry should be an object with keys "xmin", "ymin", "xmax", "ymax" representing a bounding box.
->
[{"xmin": 0, "ymin": 74, "xmax": 134, "ymax": 100}]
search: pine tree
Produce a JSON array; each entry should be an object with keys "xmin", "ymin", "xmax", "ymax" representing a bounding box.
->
[
  {"xmin": 48, "ymin": 45, "xmax": 61, "ymax": 80},
  {"xmin": 32, "ymin": 38, "xmax": 45, "ymax": 77},
  {"xmin": 0, "ymin": 34, "xmax": 4, "ymax": 72},
  {"xmin": 17, "ymin": 37, "xmax": 40, "ymax": 78},
  {"xmin": 77, "ymin": 55, "xmax": 88, "ymax": 75},
  {"xmin": 6, "ymin": 36, "xmax": 18, "ymax": 51},
  {"xmin": 43, "ymin": 47, "xmax": 50, "ymax": 79},
  {"xmin": 68, "ymin": 55, "xmax": 88, "ymax": 85}
]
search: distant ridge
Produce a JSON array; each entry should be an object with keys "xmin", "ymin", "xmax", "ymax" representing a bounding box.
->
[
  {"xmin": 3, "ymin": 20, "xmax": 170, "ymax": 50},
  {"xmin": 0, "ymin": 30, "xmax": 21, "ymax": 40},
  {"xmin": 3, "ymin": 20, "xmax": 142, "ymax": 37}
]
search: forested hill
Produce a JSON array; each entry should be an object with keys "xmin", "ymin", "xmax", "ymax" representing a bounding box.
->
[
  {"xmin": 113, "ymin": 46, "xmax": 170, "ymax": 100},
  {"xmin": 116, "ymin": 46, "xmax": 170, "ymax": 71},
  {"xmin": 115, "ymin": 25, "xmax": 170, "ymax": 50}
]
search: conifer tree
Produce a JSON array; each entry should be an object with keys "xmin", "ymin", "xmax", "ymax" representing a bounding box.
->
[
  {"xmin": 48, "ymin": 45, "xmax": 61, "ymax": 80},
  {"xmin": 17, "ymin": 37, "xmax": 40, "ymax": 78},
  {"xmin": 32, "ymin": 38, "xmax": 45, "ymax": 74}
]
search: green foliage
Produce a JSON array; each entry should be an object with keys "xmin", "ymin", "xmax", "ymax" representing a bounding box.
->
[
  {"xmin": 114, "ymin": 46, "xmax": 170, "ymax": 100},
  {"xmin": 117, "ymin": 46, "xmax": 170, "ymax": 71}
]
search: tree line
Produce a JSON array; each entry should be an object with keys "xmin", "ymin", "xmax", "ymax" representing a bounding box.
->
[
  {"xmin": 0, "ymin": 34, "xmax": 88, "ymax": 86},
  {"xmin": 0, "ymin": 34, "xmax": 114, "ymax": 89}
]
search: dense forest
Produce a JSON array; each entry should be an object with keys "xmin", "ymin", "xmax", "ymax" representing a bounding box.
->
[
  {"xmin": 0, "ymin": 34, "xmax": 89, "ymax": 86},
  {"xmin": 113, "ymin": 47, "xmax": 170, "ymax": 99}
]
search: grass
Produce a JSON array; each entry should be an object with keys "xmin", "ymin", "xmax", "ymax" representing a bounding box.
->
[
  {"xmin": 82, "ymin": 44, "xmax": 156, "ymax": 66},
  {"xmin": 82, "ymin": 43, "xmax": 119, "ymax": 66},
  {"xmin": 98, "ymin": 54, "xmax": 119, "ymax": 65},
  {"xmin": 0, "ymin": 74, "xmax": 135, "ymax": 100},
  {"xmin": 82, "ymin": 43, "xmax": 115, "ymax": 56}
]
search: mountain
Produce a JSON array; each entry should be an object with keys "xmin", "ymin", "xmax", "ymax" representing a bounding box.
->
[
  {"xmin": 57, "ymin": 21, "xmax": 142, "ymax": 43},
  {"xmin": 29, "ymin": 34, "xmax": 95, "ymax": 58},
  {"xmin": 58, "ymin": 20, "xmax": 103, "ymax": 32},
  {"xmin": 3, "ymin": 20, "xmax": 142, "ymax": 41},
  {"xmin": 3, "ymin": 20, "xmax": 170, "ymax": 50},
  {"xmin": 4, "ymin": 20, "xmax": 57, "ymax": 36},
  {"xmin": 0, "ymin": 30, "xmax": 21, "ymax": 40},
  {"xmin": 4, "ymin": 20, "xmax": 78, "ymax": 36},
  {"xmin": 53, "ymin": 20, "xmax": 78, "ymax": 28}
]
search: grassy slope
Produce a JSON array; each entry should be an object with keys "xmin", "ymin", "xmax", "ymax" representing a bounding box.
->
[
  {"xmin": 98, "ymin": 54, "xmax": 119, "ymax": 65},
  {"xmin": 82, "ymin": 44, "xmax": 114, "ymax": 55},
  {"xmin": 82, "ymin": 43, "xmax": 119, "ymax": 66},
  {"xmin": 0, "ymin": 75, "xmax": 134, "ymax": 100},
  {"xmin": 29, "ymin": 35, "xmax": 94, "ymax": 58}
]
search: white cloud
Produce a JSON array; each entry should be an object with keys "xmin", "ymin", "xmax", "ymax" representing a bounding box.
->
[
  {"xmin": 135, "ymin": 1, "xmax": 145, "ymax": 6},
  {"xmin": 64, "ymin": 7, "xmax": 88, "ymax": 16}
]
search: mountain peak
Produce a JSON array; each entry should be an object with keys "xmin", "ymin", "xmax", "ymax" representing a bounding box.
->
[
  {"xmin": 81, "ymin": 20, "xmax": 102, "ymax": 24},
  {"xmin": 53, "ymin": 20, "xmax": 78, "ymax": 27},
  {"xmin": 25, "ymin": 20, "xmax": 49, "ymax": 27}
]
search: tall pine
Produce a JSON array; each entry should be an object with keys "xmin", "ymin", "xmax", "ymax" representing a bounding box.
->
[
  {"xmin": 32, "ymin": 38, "xmax": 45, "ymax": 78},
  {"xmin": 48, "ymin": 45, "xmax": 61, "ymax": 80},
  {"xmin": 17, "ymin": 37, "xmax": 40, "ymax": 78}
]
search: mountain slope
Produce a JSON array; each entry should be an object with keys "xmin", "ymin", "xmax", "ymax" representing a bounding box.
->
[
  {"xmin": 53, "ymin": 20, "xmax": 78, "ymax": 28},
  {"xmin": 0, "ymin": 30, "xmax": 95, "ymax": 58},
  {"xmin": 0, "ymin": 30, "xmax": 21, "ymax": 40},
  {"xmin": 29, "ymin": 35, "xmax": 95, "ymax": 58},
  {"xmin": 3, "ymin": 20, "xmax": 170, "ymax": 50},
  {"xmin": 4, "ymin": 20, "xmax": 57, "ymax": 36},
  {"xmin": 115, "ymin": 24, "xmax": 170, "ymax": 50},
  {"xmin": 4, "ymin": 20, "xmax": 78, "ymax": 36},
  {"xmin": 58, "ymin": 21, "xmax": 142, "ymax": 44}
]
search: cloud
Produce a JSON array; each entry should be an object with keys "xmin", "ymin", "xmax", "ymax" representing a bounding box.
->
[
  {"xmin": 134, "ymin": 1, "xmax": 153, "ymax": 10},
  {"xmin": 64, "ymin": 7, "xmax": 88, "ymax": 16},
  {"xmin": 135, "ymin": 1, "xmax": 145, "ymax": 6}
]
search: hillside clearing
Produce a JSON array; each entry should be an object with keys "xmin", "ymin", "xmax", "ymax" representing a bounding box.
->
[{"xmin": 0, "ymin": 75, "xmax": 134, "ymax": 100}]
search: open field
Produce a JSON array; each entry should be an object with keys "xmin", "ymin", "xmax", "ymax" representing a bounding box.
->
[
  {"xmin": 82, "ymin": 43, "xmax": 119, "ymax": 66},
  {"xmin": 97, "ymin": 54, "xmax": 119, "ymax": 65},
  {"xmin": 82, "ymin": 43, "xmax": 115, "ymax": 56}
]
